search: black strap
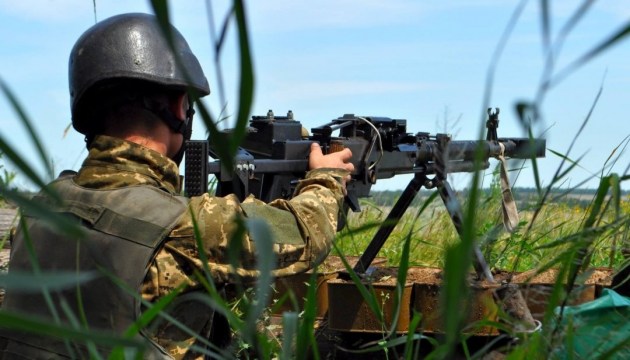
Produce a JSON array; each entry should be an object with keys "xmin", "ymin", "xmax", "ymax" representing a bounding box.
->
[{"xmin": 157, "ymin": 108, "xmax": 188, "ymax": 135}]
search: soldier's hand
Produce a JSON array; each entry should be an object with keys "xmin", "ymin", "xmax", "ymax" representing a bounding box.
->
[
  {"xmin": 308, "ymin": 143, "xmax": 354, "ymax": 171},
  {"xmin": 308, "ymin": 143, "xmax": 354, "ymax": 191}
]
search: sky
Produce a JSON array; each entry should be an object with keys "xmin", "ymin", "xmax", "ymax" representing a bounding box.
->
[{"xmin": 1, "ymin": 0, "xmax": 630, "ymax": 193}]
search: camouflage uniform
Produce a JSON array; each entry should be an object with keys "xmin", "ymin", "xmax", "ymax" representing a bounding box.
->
[{"xmin": 73, "ymin": 135, "xmax": 346, "ymax": 358}]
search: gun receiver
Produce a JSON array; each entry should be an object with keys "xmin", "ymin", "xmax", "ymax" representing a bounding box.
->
[{"xmin": 185, "ymin": 109, "xmax": 546, "ymax": 274}]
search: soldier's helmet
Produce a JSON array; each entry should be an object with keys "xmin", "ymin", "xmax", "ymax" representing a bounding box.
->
[{"xmin": 68, "ymin": 13, "xmax": 210, "ymax": 135}]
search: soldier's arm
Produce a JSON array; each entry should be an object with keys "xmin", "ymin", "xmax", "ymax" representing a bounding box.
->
[{"xmin": 164, "ymin": 145, "xmax": 352, "ymax": 283}]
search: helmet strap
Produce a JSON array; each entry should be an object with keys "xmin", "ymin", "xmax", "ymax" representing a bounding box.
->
[
  {"xmin": 156, "ymin": 108, "xmax": 188, "ymax": 136},
  {"xmin": 168, "ymin": 100, "xmax": 195, "ymax": 166},
  {"xmin": 85, "ymin": 134, "xmax": 96, "ymax": 149}
]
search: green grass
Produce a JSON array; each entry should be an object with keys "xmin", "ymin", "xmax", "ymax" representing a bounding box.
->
[
  {"xmin": 1, "ymin": 0, "xmax": 630, "ymax": 359},
  {"xmin": 337, "ymin": 182, "xmax": 629, "ymax": 272}
]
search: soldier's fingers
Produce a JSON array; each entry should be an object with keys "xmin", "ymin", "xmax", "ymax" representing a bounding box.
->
[
  {"xmin": 338, "ymin": 148, "xmax": 353, "ymax": 161},
  {"xmin": 310, "ymin": 142, "xmax": 323, "ymax": 156}
]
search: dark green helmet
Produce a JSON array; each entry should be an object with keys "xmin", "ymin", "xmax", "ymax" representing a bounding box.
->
[{"xmin": 69, "ymin": 13, "xmax": 210, "ymax": 135}]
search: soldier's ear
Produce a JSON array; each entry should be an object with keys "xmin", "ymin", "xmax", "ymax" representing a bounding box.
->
[{"xmin": 170, "ymin": 93, "xmax": 188, "ymax": 121}]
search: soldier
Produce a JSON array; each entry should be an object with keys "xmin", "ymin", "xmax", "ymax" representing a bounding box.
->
[{"xmin": 0, "ymin": 13, "xmax": 353, "ymax": 359}]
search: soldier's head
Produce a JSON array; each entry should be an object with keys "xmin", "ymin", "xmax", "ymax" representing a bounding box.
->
[{"xmin": 68, "ymin": 13, "xmax": 210, "ymax": 163}]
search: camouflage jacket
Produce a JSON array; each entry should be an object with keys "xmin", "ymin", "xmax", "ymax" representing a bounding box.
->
[{"xmin": 73, "ymin": 135, "xmax": 346, "ymax": 358}]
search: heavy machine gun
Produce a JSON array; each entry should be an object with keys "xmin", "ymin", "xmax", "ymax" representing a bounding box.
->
[{"xmin": 184, "ymin": 109, "xmax": 546, "ymax": 277}]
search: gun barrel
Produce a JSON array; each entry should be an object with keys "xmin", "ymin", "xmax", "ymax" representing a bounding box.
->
[
  {"xmin": 499, "ymin": 138, "xmax": 546, "ymax": 159},
  {"xmin": 416, "ymin": 138, "xmax": 545, "ymax": 163},
  {"xmin": 372, "ymin": 138, "xmax": 545, "ymax": 180}
]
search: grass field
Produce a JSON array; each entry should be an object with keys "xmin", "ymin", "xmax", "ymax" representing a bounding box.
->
[
  {"xmin": 337, "ymin": 184, "xmax": 630, "ymax": 272},
  {"xmin": 1, "ymin": 1, "xmax": 629, "ymax": 358}
]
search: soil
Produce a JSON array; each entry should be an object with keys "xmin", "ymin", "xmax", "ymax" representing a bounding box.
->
[
  {"xmin": 332, "ymin": 265, "xmax": 613, "ymax": 288},
  {"xmin": 512, "ymin": 267, "xmax": 613, "ymax": 286},
  {"xmin": 315, "ymin": 255, "xmax": 388, "ymax": 274},
  {"xmin": 356, "ymin": 266, "xmax": 445, "ymax": 286}
]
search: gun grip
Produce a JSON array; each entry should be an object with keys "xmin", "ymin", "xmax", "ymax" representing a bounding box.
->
[
  {"xmin": 345, "ymin": 193, "xmax": 361, "ymax": 212},
  {"xmin": 329, "ymin": 140, "xmax": 345, "ymax": 154},
  {"xmin": 337, "ymin": 195, "xmax": 359, "ymax": 231}
]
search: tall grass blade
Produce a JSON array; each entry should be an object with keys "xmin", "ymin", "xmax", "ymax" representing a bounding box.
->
[
  {"xmin": 0, "ymin": 311, "xmax": 144, "ymax": 350},
  {"xmin": 204, "ymin": 1, "xmax": 230, "ymax": 109},
  {"xmin": 243, "ymin": 218, "xmax": 276, "ymax": 334},
  {"xmin": 1, "ymin": 193, "xmax": 83, "ymax": 238},
  {"xmin": 539, "ymin": 0, "xmax": 551, "ymax": 54},
  {"xmin": 403, "ymin": 312, "xmax": 424, "ymax": 360},
  {"xmin": 0, "ymin": 77, "xmax": 53, "ymax": 182},
  {"xmin": 229, "ymin": 0, "xmax": 254, "ymax": 155},
  {"xmin": 296, "ymin": 270, "xmax": 321, "ymax": 360},
  {"xmin": 148, "ymin": 0, "xmax": 241, "ymax": 173},
  {"xmin": 331, "ymin": 242, "xmax": 385, "ymax": 325},
  {"xmin": 601, "ymin": 136, "xmax": 630, "ymax": 178},
  {"xmin": 386, "ymin": 209, "xmax": 415, "ymax": 337},
  {"xmin": 280, "ymin": 311, "xmax": 298, "ymax": 360},
  {"xmin": 553, "ymin": 20, "xmax": 630, "ymax": 86},
  {"xmin": 0, "ymin": 271, "xmax": 97, "ymax": 292}
]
